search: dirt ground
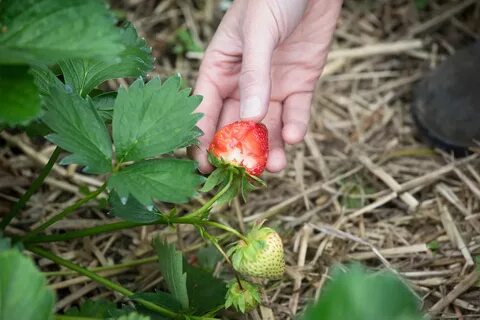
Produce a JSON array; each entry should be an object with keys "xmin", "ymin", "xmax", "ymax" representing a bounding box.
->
[{"xmin": 2, "ymin": 0, "xmax": 480, "ymax": 319}]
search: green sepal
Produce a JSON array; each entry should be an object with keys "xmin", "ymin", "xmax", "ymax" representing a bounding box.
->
[
  {"xmin": 205, "ymin": 152, "xmax": 266, "ymax": 205},
  {"xmin": 241, "ymin": 174, "xmax": 266, "ymax": 202},
  {"xmin": 215, "ymin": 176, "xmax": 240, "ymax": 206},
  {"xmin": 224, "ymin": 280, "xmax": 261, "ymax": 313},
  {"xmin": 200, "ymin": 167, "xmax": 225, "ymax": 193},
  {"xmin": 229, "ymin": 225, "xmax": 275, "ymax": 272},
  {"xmin": 230, "ymin": 249, "xmax": 242, "ymax": 271},
  {"xmin": 207, "ymin": 152, "xmax": 223, "ymax": 168},
  {"xmin": 194, "ymin": 225, "xmax": 208, "ymax": 241}
]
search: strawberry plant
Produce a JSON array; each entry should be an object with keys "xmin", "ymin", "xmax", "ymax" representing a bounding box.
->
[
  {"xmin": 0, "ymin": 0, "xmax": 427, "ymax": 319},
  {"xmin": 302, "ymin": 264, "xmax": 427, "ymax": 320}
]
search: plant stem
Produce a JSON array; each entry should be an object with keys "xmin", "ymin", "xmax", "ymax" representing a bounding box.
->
[
  {"xmin": 32, "ymin": 245, "xmax": 220, "ymax": 320},
  {"xmin": 202, "ymin": 221, "xmax": 248, "ymax": 242},
  {"xmin": 44, "ymin": 232, "xmax": 231, "ymax": 277},
  {"xmin": 181, "ymin": 171, "xmax": 233, "ymax": 220},
  {"xmin": 200, "ymin": 228, "xmax": 244, "ymax": 290},
  {"xmin": 0, "ymin": 146, "xmax": 61, "ymax": 230},
  {"xmin": 25, "ymin": 214, "xmax": 246, "ymax": 245},
  {"xmin": 24, "ymin": 171, "xmax": 246, "ymax": 248},
  {"xmin": 44, "ymin": 256, "xmax": 159, "ymax": 276},
  {"xmin": 22, "ymin": 182, "xmax": 107, "ymax": 241},
  {"xmin": 235, "ymin": 273, "xmax": 244, "ymax": 290},
  {"xmin": 24, "ymin": 220, "xmax": 158, "ymax": 244},
  {"xmin": 209, "ymin": 235, "xmax": 232, "ymax": 264},
  {"xmin": 28, "ymin": 246, "xmax": 179, "ymax": 319}
]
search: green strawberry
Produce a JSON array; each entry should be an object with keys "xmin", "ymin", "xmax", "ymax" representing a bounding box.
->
[
  {"xmin": 225, "ymin": 279, "xmax": 261, "ymax": 313},
  {"xmin": 230, "ymin": 225, "xmax": 285, "ymax": 280}
]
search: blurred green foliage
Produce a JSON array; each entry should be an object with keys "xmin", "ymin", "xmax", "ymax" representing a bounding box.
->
[{"xmin": 302, "ymin": 264, "xmax": 426, "ymax": 320}]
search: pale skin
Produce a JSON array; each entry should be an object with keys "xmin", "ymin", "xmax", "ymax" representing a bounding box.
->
[{"xmin": 189, "ymin": 0, "xmax": 343, "ymax": 173}]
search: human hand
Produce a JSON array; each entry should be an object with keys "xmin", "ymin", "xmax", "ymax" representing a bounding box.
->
[{"xmin": 190, "ymin": 0, "xmax": 342, "ymax": 173}]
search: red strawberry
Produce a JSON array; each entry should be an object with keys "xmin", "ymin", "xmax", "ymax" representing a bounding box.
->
[{"xmin": 209, "ymin": 121, "xmax": 268, "ymax": 176}]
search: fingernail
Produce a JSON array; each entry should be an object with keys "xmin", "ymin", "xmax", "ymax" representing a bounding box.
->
[{"xmin": 240, "ymin": 96, "xmax": 262, "ymax": 119}]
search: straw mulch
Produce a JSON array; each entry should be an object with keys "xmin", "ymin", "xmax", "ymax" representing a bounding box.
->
[{"xmin": 1, "ymin": 0, "xmax": 480, "ymax": 319}]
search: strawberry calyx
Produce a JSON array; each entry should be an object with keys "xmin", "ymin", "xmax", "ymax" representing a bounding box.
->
[
  {"xmin": 200, "ymin": 152, "xmax": 266, "ymax": 205},
  {"xmin": 228, "ymin": 225, "xmax": 272, "ymax": 269},
  {"xmin": 224, "ymin": 279, "xmax": 261, "ymax": 313}
]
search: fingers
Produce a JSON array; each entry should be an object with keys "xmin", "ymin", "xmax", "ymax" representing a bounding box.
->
[
  {"xmin": 282, "ymin": 92, "xmax": 313, "ymax": 144},
  {"xmin": 188, "ymin": 1, "xmax": 246, "ymax": 173},
  {"xmin": 238, "ymin": 0, "xmax": 278, "ymax": 122},
  {"xmin": 218, "ymin": 99, "xmax": 240, "ymax": 129},
  {"xmin": 218, "ymin": 99, "xmax": 287, "ymax": 173},
  {"xmin": 204, "ymin": 98, "xmax": 287, "ymax": 173},
  {"xmin": 263, "ymin": 101, "xmax": 286, "ymax": 172},
  {"xmin": 189, "ymin": 70, "xmax": 225, "ymax": 174}
]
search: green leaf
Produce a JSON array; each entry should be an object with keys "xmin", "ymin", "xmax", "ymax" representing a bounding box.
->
[
  {"xmin": 339, "ymin": 178, "xmax": 368, "ymax": 209},
  {"xmin": 0, "ymin": 0, "xmax": 124, "ymax": 64},
  {"xmin": 24, "ymin": 64, "xmax": 62, "ymax": 136},
  {"xmin": 109, "ymin": 191, "xmax": 164, "ymax": 223},
  {"xmin": 131, "ymin": 292, "xmax": 182, "ymax": 320},
  {"xmin": 0, "ymin": 233, "xmax": 12, "ymax": 251},
  {"xmin": 172, "ymin": 27, "xmax": 203, "ymax": 56},
  {"xmin": 93, "ymin": 91, "xmax": 117, "ymax": 122},
  {"xmin": 427, "ymin": 240, "xmax": 440, "ymax": 251},
  {"xmin": 108, "ymin": 159, "xmax": 202, "ymax": 205},
  {"xmin": 116, "ymin": 312, "xmax": 151, "ymax": 320},
  {"xmin": 0, "ymin": 250, "xmax": 55, "ymax": 320},
  {"xmin": 0, "ymin": 65, "xmax": 41, "ymax": 126},
  {"xmin": 183, "ymin": 260, "xmax": 227, "ymax": 315},
  {"xmin": 152, "ymin": 239, "xmax": 189, "ymax": 310},
  {"xmin": 30, "ymin": 64, "xmax": 63, "ymax": 96},
  {"xmin": 414, "ymin": 0, "xmax": 429, "ymax": 10},
  {"xmin": 197, "ymin": 245, "xmax": 223, "ymax": 272},
  {"xmin": 42, "ymin": 85, "xmax": 113, "ymax": 173},
  {"xmin": 59, "ymin": 22, "xmax": 153, "ymax": 97},
  {"xmin": 65, "ymin": 299, "xmax": 132, "ymax": 318},
  {"xmin": 301, "ymin": 264, "xmax": 425, "ymax": 320},
  {"xmin": 23, "ymin": 120, "xmax": 52, "ymax": 137},
  {"xmin": 112, "ymin": 76, "xmax": 202, "ymax": 162},
  {"xmin": 0, "ymin": 233, "xmax": 23, "ymax": 252}
]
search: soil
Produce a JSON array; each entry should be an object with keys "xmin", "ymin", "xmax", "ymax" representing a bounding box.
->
[{"xmin": 2, "ymin": 0, "xmax": 480, "ymax": 319}]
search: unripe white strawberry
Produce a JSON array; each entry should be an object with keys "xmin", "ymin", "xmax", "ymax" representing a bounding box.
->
[{"xmin": 229, "ymin": 225, "xmax": 285, "ymax": 280}]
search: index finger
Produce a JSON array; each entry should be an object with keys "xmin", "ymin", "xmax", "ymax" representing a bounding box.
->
[{"xmin": 189, "ymin": 68, "xmax": 225, "ymax": 173}]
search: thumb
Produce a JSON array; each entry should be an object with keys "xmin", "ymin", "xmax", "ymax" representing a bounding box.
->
[{"xmin": 239, "ymin": 1, "xmax": 277, "ymax": 121}]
